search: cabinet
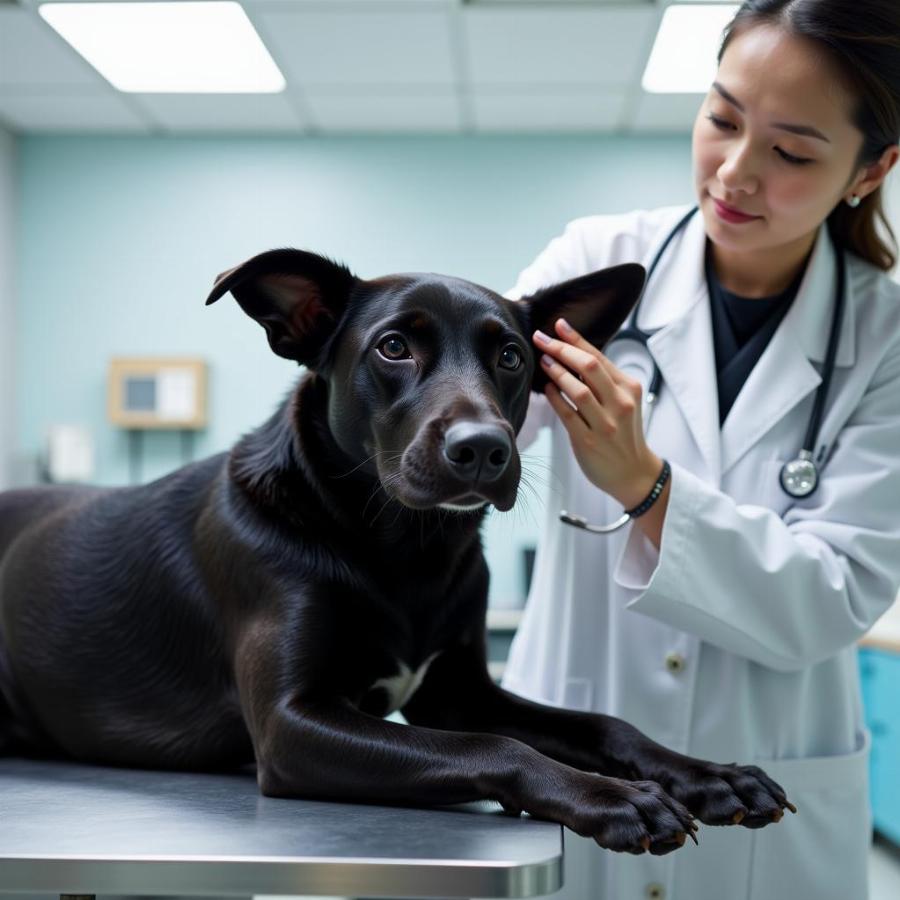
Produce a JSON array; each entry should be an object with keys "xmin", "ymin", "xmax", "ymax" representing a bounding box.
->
[{"xmin": 859, "ymin": 646, "xmax": 900, "ymax": 845}]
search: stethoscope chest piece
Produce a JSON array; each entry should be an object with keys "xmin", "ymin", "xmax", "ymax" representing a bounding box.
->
[{"xmin": 779, "ymin": 450, "xmax": 818, "ymax": 498}]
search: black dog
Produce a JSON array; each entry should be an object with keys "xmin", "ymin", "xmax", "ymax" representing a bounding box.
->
[{"xmin": 0, "ymin": 251, "xmax": 793, "ymax": 855}]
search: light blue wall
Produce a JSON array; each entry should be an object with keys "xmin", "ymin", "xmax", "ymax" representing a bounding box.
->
[
  {"xmin": 17, "ymin": 134, "xmax": 694, "ymax": 608},
  {"xmin": 0, "ymin": 127, "xmax": 15, "ymax": 491}
]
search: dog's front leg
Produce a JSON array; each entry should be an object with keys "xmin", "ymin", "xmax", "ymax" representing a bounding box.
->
[
  {"xmin": 402, "ymin": 643, "xmax": 795, "ymax": 830},
  {"xmin": 234, "ymin": 627, "xmax": 696, "ymax": 855},
  {"xmin": 252, "ymin": 697, "xmax": 699, "ymax": 855}
]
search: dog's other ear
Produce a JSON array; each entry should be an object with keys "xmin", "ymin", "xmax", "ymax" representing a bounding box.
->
[
  {"xmin": 516, "ymin": 263, "xmax": 645, "ymax": 392},
  {"xmin": 205, "ymin": 249, "xmax": 357, "ymax": 364}
]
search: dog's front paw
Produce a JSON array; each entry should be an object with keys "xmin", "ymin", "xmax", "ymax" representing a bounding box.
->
[
  {"xmin": 644, "ymin": 755, "xmax": 797, "ymax": 829},
  {"xmin": 541, "ymin": 774, "xmax": 699, "ymax": 856}
]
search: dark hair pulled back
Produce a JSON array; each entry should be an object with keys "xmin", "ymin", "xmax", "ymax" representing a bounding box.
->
[{"xmin": 720, "ymin": 0, "xmax": 900, "ymax": 271}]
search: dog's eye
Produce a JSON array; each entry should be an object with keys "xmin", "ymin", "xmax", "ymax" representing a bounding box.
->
[
  {"xmin": 378, "ymin": 335, "xmax": 411, "ymax": 361},
  {"xmin": 498, "ymin": 345, "xmax": 523, "ymax": 370}
]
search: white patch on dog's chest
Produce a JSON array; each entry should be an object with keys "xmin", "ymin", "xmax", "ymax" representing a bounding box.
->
[{"xmin": 371, "ymin": 652, "xmax": 439, "ymax": 715}]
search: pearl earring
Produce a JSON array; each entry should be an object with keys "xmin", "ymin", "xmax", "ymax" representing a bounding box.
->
[{"xmin": 847, "ymin": 194, "xmax": 861, "ymax": 208}]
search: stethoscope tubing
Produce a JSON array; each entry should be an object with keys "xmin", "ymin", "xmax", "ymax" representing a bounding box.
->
[{"xmin": 560, "ymin": 205, "xmax": 846, "ymax": 535}]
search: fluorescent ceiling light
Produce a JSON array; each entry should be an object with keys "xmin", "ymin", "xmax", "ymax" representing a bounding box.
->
[
  {"xmin": 39, "ymin": 2, "xmax": 285, "ymax": 93},
  {"xmin": 642, "ymin": 4, "xmax": 739, "ymax": 94}
]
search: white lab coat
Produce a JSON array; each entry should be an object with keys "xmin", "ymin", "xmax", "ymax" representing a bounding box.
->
[{"xmin": 502, "ymin": 204, "xmax": 900, "ymax": 900}]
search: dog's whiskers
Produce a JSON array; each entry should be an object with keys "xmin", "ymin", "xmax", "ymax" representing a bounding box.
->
[
  {"xmin": 360, "ymin": 465, "xmax": 406, "ymax": 519},
  {"xmin": 367, "ymin": 471, "xmax": 407, "ymax": 527},
  {"xmin": 520, "ymin": 459, "xmax": 565, "ymax": 499},
  {"xmin": 330, "ymin": 450, "xmax": 405, "ymax": 480}
]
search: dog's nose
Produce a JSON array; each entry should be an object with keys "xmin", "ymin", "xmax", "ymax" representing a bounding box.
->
[{"xmin": 443, "ymin": 422, "xmax": 512, "ymax": 483}]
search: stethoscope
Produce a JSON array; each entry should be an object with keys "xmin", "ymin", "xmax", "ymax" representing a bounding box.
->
[{"xmin": 560, "ymin": 204, "xmax": 846, "ymax": 535}]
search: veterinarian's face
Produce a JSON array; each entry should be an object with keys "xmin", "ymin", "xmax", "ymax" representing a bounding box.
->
[
  {"xmin": 326, "ymin": 278, "xmax": 533, "ymax": 512},
  {"xmin": 692, "ymin": 23, "xmax": 867, "ymax": 258}
]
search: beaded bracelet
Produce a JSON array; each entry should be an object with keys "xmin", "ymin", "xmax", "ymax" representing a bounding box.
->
[{"xmin": 624, "ymin": 459, "xmax": 671, "ymax": 519}]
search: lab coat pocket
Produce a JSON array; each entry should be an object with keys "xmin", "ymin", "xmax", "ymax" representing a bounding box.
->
[
  {"xmin": 560, "ymin": 678, "xmax": 594, "ymax": 711},
  {"xmin": 748, "ymin": 730, "xmax": 871, "ymax": 900}
]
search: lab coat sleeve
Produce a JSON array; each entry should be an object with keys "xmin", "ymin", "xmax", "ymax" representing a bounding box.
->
[{"xmin": 615, "ymin": 340, "xmax": 900, "ymax": 673}]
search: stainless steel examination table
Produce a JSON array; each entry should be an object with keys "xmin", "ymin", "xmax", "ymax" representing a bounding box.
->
[{"xmin": 0, "ymin": 758, "xmax": 562, "ymax": 899}]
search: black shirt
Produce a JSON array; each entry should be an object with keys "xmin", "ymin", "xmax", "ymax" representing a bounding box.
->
[{"xmin": 706, "ymin": 243, "xmax": 807, "ymax": 425}]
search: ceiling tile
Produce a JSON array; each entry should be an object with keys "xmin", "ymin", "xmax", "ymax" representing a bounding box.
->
[
  {"xmin": 472, "ymin": 87, "xmax": 626, "ymax": 132},
  {"xmin": 304, "ymin": 88, "xmax": 461, "ymax": 132},
  {"xmin": 135, "ymin": 92, "xmax": 306, "ymax": 132},
  {"xmin": 463, "ymin": 7, "xmax": 657, "ymax": 88},
  {"xmin": 0, "ymin": 7, "xmax": 105, "ymax": 88},
  {"xmin": 254, "ymin": 6, "xmax": 457, "ymax": 87},
  {"xmin": 0, "ymin": 91, "xmax": 148, "ymax": 132},
  {"xmin": 629, "ymin": 91, "xmax": 702, "ymax": 133},
  {"xmin": 2, "ymin": 1, "xmax": 682, "ymax": 135}
]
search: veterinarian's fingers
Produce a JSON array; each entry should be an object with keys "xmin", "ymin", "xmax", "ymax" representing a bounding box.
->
[
  {"xmin": 539, "ymin": 329, "xmax": 644, "ymax": 425},
  {"xmin": 553, "ymin": 318, "xmax": 625, "ymax": 385},
  {"xmin": 541, "ymin": 355, "xmax": 612, "ymax": 431},
  {"xmin": 534, "ymin": 331, "xmax": 617, "ymax": 402},
  {"xmin": 544, "ymin": 382, "xmax": 591, "ymax": 433},
  {"xmin": 552, "ymin": 322, "xmax": 648, "ymax": 423}
]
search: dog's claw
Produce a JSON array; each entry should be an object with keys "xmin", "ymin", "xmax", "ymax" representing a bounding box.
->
[
  {"xmin": 732, "ymin": 809, "xmax": 746, "ymax": 824},
  {"xmin": 784, "ymin": 800, "xmax": 798, "ymax": 814},
  {"xmin": 771, "ymin": 808, "xmax": 783, "ymax": 823},
  {"xmin": 640, "ymin": 836, "xmax": 651, "ymax": 851}
]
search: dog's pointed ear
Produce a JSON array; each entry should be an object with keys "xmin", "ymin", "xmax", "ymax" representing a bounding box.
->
[
  {"xmin": 514, "ymin": 263, "xmax": 645, "ymax": 392},
  {"xmin": 205, "ymin": 249, "xmax": 357, "ymax": 365}
]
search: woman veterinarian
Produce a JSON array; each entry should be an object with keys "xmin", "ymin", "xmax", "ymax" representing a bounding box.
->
[{"xmin": 503, "ymin": 2, "xmax": 900, "ymax": 898}]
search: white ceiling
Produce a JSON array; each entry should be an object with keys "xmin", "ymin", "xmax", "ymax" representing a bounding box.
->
[{"xmin": 0, "ymin": 0, "xmax": 705, "ymax": 134}]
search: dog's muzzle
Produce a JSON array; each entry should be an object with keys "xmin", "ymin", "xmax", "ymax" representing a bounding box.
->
[
  {"xmin": 384, "ymin": 418, "xmax": 519, "ymax": 512},
  {"xmin": 442, "ymin": 422, "xmax": 512, "ymax": 484}
]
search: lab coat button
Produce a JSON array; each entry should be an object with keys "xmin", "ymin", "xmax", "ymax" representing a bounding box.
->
[
  {"xmin": 665, "ymin": 652, "xmax": 685, "ymax": 674},
  {"xmin": 645, "ymin": 883, "xmax": 666, "ymax": 899}
]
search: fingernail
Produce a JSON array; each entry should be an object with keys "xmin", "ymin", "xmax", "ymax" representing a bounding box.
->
[
  {"xmin": 541, "ymin": 354, "xmax": 554, "ymax": 368},
  {"xmin": 533, "ymin": 329, "xmax": 551, "ymax": 345},
  {"xmin": 557, "ymin": 318, "xmax": 574, "ymax": 335}
]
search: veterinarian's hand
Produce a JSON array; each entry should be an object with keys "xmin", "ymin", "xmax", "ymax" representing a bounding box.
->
[{"xmin": 534, "ymin": 319, "xmax": 662, "ymax": 509}]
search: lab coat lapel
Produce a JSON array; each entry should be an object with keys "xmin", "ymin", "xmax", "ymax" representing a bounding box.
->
[
  {"xmin": 643, "ymin": 211, "xmax": 722, "ymax": 483},
  {"xmin": 719, "ymin": 224, "xmax": 855, "ymax": 474}
]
